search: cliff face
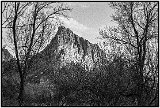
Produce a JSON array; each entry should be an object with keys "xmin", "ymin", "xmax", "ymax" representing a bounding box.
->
[{"xmin": 31, "ymin": 26, "xmax": 106, "ymax": 70}]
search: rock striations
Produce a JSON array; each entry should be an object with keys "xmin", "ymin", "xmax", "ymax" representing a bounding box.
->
[{"xmin": 31, "ymin": 26, "xmax": 106, "ymax": 70}]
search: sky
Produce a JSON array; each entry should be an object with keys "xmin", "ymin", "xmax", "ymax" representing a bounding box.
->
[{"xmin": 60, "ymin": 2, "xmax": 117, "ymax": 43}]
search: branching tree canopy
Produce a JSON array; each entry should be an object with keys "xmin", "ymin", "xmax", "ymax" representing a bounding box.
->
[
  {"xmin": 100, "ymin": 2, "xmax": 158, "ymax": 57},
  {"xmin": 99, "ymin": 2, "xmax": 158, "ymax": 106},
  {"xmin": 2, "ymin": 2, "xmax": 71, "ymax": 106}
]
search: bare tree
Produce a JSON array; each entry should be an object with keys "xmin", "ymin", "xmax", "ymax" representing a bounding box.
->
[
  {"xmin": 2, "ymin": 2, "xmax": 71, "ymax": 106},
  {"xmin": 100, "ymin": 2, "xmax": 158, "ymax": 106}
]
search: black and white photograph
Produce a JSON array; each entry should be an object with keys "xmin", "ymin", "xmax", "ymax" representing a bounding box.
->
[{"xmin": 1, "ymin": 1, "xmax": 159, "ymax": 106}]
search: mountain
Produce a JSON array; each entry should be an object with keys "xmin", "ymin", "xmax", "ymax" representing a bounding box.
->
[{"xmin": 30, "ymin": 26, "xmax": 107, "ymax": 71}]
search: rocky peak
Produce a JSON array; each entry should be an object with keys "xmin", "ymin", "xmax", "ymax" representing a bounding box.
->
[{"xmin": 35, "ymin": 26, "xmax": 106, "ymax": 70}]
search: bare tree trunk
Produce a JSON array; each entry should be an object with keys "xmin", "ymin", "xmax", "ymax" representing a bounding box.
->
[
  {"xmin": 18, "ymin": 74, "xmax": 24, "ymax": 106},
  {"xmin": 12, "ymin": 2, "xmax": 24, "ymax": 106}
]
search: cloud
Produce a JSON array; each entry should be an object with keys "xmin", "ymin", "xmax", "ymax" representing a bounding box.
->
[{"xmin": 60, "ymin": 17, "xmax": 88, "ymax": 32}]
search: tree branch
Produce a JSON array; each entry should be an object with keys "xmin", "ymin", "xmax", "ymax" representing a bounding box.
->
[
  {"xmin": 35, "ymin": 8, "xmax": 71, "ymax": 30},
  {"xmin": 106, "ymin": 36, "xmax": 137, "ymax": 49}
]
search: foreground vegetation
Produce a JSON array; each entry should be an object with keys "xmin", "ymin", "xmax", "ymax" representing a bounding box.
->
[{"xmin": 2, "ymin": 54, "xmax": 158, "ymax": 106}]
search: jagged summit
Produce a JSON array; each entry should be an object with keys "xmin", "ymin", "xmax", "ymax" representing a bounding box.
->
[{"xmin": 54, "ymin": 26, "xmax": 91, "ymax": 45}]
